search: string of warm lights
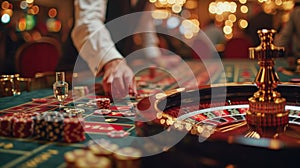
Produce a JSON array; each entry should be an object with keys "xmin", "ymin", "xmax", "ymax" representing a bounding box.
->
[
  {"xmin": 207, "ymin": 0, "xmax": 295, "ymax": 39},
  {"xmin": 149, "ymin": 0, "xmax": 296, "ymax": 40},
  {"xmin": 149, "ymin": 0, "xmax": 200, "ymax": 39}
]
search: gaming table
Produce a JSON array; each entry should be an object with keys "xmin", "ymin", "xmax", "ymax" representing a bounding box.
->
[{"xmin": 0, "ymin": 58, "xmax": 299, "ymax": 168}]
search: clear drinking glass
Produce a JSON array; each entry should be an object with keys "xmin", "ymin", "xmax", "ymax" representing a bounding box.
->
[{"xmin": 53, "ymin": 72, "xmax": 69, "ymax": 109}]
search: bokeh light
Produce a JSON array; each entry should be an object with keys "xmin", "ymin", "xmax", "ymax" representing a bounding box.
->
[
  {"xmin": 239, "ymin": 19, "xmax": 248, "ymax": 29},
  {"xmin": 240, "ymin": 5, "xmax": 248, "ymax": 13},
  {"xmin": 1, "ymin": 13, "xmax": 10, "ymax": 23},
  {"xmin": 1, "ymin": 1, "xmax": 9, "ymax": 9},
  {"xmin": 166, "ymin": 16, "xmax": 180, "ymax": 29},
  {"xmin": 48, "ymin": 8, "xmax": 57, "ymax": 18}
]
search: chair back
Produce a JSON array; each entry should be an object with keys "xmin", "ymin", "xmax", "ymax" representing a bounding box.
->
[
  {"xmin": 15, "ymin": 37, "xmax": 62, "ymax": 78},
  {"xmin": 223, "ymin": 37, "xmax": 252, "ymax": 59}
]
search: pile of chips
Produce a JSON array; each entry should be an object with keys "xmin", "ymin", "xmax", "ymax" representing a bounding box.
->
[
  {"xmin": 0, "ymin": 112, "xmax": 36, "ymax": 138},
  {"xmin": 96, "ymin": 98, "xmax": 111, "ymax": 109},
  {"xmin": 0, "ymin": 111, "xmax": 85, "ymax": 143},
  {"xmin": 33, "ymin": 112, "xmax": 65, "ymax": 141},
  {"xmin": 64, "ymin": 139, "xmax": 142, "ymax": 168}
]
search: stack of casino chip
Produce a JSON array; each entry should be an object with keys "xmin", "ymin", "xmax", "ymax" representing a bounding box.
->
[
  {"xmin": 43, "ymin": 111, "xmax": 64, "ymax": 141},
  {"xmin": 0, "ymin": 112, "xmax": 36, "ymax": 137},
  {"xmin": 64, "ymin": 149, "xmax": 112, "ymax": 168},
  {"xmin": 33, "ymin": 111, "xmax": 64, "ymax": 141},
  {"xmin": 89, "ymin": 139, "xmax": 119, "ymax": 158},
  {"xmin": 0, "ymin": 111, "xmax": 86, "ymax": 143},
  {"xmin": 64, "ymin": 117, "xmax": 85, "ymax": 143},
  {"xmin": 113, "ymin": 147, "xmax": 142, "ymax": 168},
  {"xmin": 75, "ymin": 155, "xmax": 111, "ymax": 168},
  {"xmin": 96, "ymin": 97, "xmax": 111, "ymax": 109},
  {"xmin": 64, "ymin": 149, "xmax": 92, "ymax": 168},
  {"xmin": 32, "ymin": 114, "xmax": 46, "ymax": 139},
  {"xmin": 0, "ymin": 115, "xmax": 13, "ymax": 136},
  {"xmin": 12, "ymin": 116, "xmax": 33, "ymax": 138}
]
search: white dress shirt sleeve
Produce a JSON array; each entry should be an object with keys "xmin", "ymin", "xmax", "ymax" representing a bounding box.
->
[
  {"xmin": 71, "ymin": 0, "xmax": 161, "ymax": 76},
  {"xmin": 71, "ymin": 0, "xmax": 123, "ymax": 76}
]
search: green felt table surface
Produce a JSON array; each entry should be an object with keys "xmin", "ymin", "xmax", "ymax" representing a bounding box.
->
[{"xmin": 0, "ymin": 58, "xmax": 299, "ymax": 168}]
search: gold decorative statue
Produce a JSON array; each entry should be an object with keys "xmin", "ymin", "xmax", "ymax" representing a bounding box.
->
[{"xmin": 247, "ymin": 29, "xmax": 287, "ymax": 137}]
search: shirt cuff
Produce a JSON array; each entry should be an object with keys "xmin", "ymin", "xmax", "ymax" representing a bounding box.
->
[
  {"xmin": 96, "ymin": 48, "xmax": 123, "ymax": 75},
  {"xmin": 78, "ymin": 43, "xmax": 123, "ymax": 76}
]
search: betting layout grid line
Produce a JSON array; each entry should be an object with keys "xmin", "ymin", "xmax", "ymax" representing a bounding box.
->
[{"xmin": 0, "ymin": 92, "xmax": 137, "ymax": 168}]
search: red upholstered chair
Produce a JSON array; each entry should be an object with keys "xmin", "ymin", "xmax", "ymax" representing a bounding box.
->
[
  {"xmin": 15, "ymin": 37, "xmax": 62, "ymax": 89},
  {"xmin": 223, "ymin": 37, "xmax": 253, "ymax": 59},
  {"xmin": 15, "ymin": 37, "xmax": 62, "ymax": 78}
]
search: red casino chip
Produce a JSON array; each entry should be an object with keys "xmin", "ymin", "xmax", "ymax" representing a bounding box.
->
[
  {"xmin": 12, "ymin": 117, "xmax": 33, "ymax": 138},
  {"xmin": 290, "ymin": 78, "xmax": 300, "ymax": 83},
  {"xmin": 94, "ymin": 109, "xmax": 112, "ymax": 115},
  {"xmin": 0, "ymin": 115, "xmax": 13, "ymax": 137},
  {"xmin": 32, "ymin": 98, "xmax": 47, "ymax": 103},
  {"xmin": 64, "ymin": 117, "xmax": 86, "ymax": 143},
  {"xmin": 95, "ymin": 98, "xmax": 111, "ymax": 109},
  {"xmin": 107, "ymin": 130, "xmax": 129, "ymax": 138}
]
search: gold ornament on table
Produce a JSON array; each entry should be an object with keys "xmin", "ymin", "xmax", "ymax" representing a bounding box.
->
[{"xmin": 247, "ymin": 29, "xmax": 287, "ymax": 137}]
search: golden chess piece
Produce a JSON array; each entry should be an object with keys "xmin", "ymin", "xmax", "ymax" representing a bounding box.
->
[{"xmin": 247, "ymin": 29, "xmax": 287, "ymax": 137}]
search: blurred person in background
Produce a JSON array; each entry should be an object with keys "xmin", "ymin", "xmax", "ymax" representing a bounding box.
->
[
  {"xmin": 245, "ymin": 3, "xmax": 274, "ymax": 46},
  {"xmin": 202, "ymin": 19, "xmax": 225, "ymax": 46},
  {"xmin": 72, "ymin": 0, "xmax": 180, "ymax": 98},
  {"xmin": 275, "ymin": 0, "xmax": 300, "ymax": 69}
]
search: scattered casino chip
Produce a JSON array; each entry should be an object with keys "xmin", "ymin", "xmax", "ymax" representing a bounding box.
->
[
  {"xmin": 110, "ymin": 105, "xmax": 132, "ymax": 111},
  {"xmin": 86, "ymin": 101, "xmax": 97, "ymax": 106},
  {"xmin": 290, "ymin": 78, "xmax": 300, "ymax": 83},
  {"xmin": 32, "ymin": 98, "xmax": 48, "ymax": 103},
  {"xmin": 104, "ymin": 118, "xmax": 118, "ymax": 122},
  {"xmin": 63, "ymin": 107, "xmax": 85, "ymax": 116},
  {"xmin": 107, "ymin": 130, "xmax": 129, "ymax": 138},
  {"xmin": 94, "ymin": 109, "xmax": 112, "ymax": 115},
  {"xmin": 120, "ymin": 111, "xmax": 136, "ymax": 117}
]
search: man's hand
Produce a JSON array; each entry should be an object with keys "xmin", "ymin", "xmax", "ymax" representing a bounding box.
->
[{"xmin": 101, "ymin": 59, "xmax": 136, "ymax": 99}]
